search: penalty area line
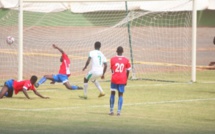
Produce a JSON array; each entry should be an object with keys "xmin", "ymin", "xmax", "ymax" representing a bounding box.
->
[{"xmin": 0, "ymin": 98, "xmax": 215, "ymax": 112}]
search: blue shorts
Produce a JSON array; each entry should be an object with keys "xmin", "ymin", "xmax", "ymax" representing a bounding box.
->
[
  {"xmin": 53, "ymin": 74, "xmax": 68, "ymax": 83},
  {"xmin": 110, "ymin": 83, "xmax": 125, "ymax": 93},
  {"xmin": 5, "ymin": 79, "xmax": 14, "ymax": 91}
]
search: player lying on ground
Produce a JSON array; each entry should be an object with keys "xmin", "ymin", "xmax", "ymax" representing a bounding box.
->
[
  {"xmin": 109, "ymin": 46, "xmax": 131, "ymax": 116},
  {"xmin": 0, "ymin": 75, "xmax": 49, "ymax": 99},
  {"xmin": 35, "ymin": 44, "xmax": 83, "ymax": 90},
  {"xmin": 79, "ymin": 41, "xmax": 107, "ymax": 99}
]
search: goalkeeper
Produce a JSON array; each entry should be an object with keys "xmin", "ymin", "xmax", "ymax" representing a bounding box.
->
[{"xmin": 35, "ymin": 44, "xmax": 83, "ymax": 90}]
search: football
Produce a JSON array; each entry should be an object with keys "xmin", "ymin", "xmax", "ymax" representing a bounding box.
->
[{"xmin": 6, "ymin": 36, "xmax": 15, "ymax": 45}]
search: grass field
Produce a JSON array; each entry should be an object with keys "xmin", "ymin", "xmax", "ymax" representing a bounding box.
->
[{"xmin": 0, "ymin": 70, "xmax": 215, "ymax": 134}]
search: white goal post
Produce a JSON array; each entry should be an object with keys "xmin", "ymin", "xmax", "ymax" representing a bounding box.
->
[{"xmin": 0, "ymin": 0, "xmax": 197, "ymax": 82}]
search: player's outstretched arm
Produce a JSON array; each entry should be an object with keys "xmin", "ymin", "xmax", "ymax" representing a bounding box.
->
[
  {"xmin": 52, "ymin": 44, "xmax": 64, "ymax": 54},
  {"xmin": 33, "ymin": 90, "xmax": 49, "ymax": 99},
  {"xmin": 22, "ymin": 89, "xmax": 30, "ymax": 99}
]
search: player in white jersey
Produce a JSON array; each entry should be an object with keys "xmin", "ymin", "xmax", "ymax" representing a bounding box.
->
[{"xmin": 79, "ymin": 41, "xmax": 107, "ymax": 99}]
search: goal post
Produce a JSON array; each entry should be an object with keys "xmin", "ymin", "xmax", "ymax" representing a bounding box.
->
[
  {"xmin": 0, "ymin": 0, "xmax": 197, "ymax": 83},
  {"xmin": 18, "ymin": 0, "xmax": 24, "ymax": 81},
  {"xmin": 191, "ymin": 0, "xmax": 197, "ymax": 82}
]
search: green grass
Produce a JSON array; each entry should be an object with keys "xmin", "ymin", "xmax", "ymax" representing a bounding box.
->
[
  {"xmin": 0, "ymin": 70, "xmax": 215, "ymax": 134},
  {"xmin": 1, "ymin": 9, "xmax": 215, "ymax": 27}
]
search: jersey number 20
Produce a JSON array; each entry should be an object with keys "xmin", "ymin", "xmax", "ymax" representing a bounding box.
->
[{"xmin": 115, "ymin": 63, "xmax": 124, "ymax": 73}]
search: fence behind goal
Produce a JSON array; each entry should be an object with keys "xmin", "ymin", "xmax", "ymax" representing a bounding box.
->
[{"xmin": 0, "ymin": 1, "xmax": 192, "ymax": 84}]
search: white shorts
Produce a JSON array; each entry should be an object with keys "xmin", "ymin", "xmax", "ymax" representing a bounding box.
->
[{"xmin": 85, "ymin": 70, "xmax": 103, "ymax": 81}]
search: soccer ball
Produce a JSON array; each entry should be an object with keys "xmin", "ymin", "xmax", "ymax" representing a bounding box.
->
[{"xmin": 6, "ymin": 36, "xmax": 15, "ymax": 45}]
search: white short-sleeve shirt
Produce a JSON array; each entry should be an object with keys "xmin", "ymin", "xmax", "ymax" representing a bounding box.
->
[{"xmin": 89, "ymin": 50, "xmax": 107, "ymax": 72}]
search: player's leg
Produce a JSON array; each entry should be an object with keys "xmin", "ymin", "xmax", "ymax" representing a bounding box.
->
[
  {"xmin": 91, "ymin": 71, "xmax": 105, "ymax": 97},
  {"xmin": 109, "ymin": 83, "xmax": 117, "ymax": 115},
  {"xmin": 0, "ymin": 79, "xmax": 14, "ymax": 99},
  {"xmin": 6, "ymin": 89, "xmax": 13, "ymax": 97},
  {"xmin": 63, "ymin": 81, "xmax": 83, "ymax": 90},
  {"xmin": 79, "ymin": 72, "xmax": 91, "ymax": 99},
  {"xmin": 0, "ymin": 86, "xmax": 9, "ymax": 99},
  {"xmin": 117, "ymin": 92, "xmax": 124, "ymax": 116},
  {"xmin": 53, "ymin": 74, "xmax": 82, "ymax": 90},
  {"xmin": 117, "ymin": 84, "xmax": 125, "ymax": 116},
  {"xmin": 1, "ymin": 80, "xmax": 14, "ymax": 98},
  {"xmin": 92, "ymin": 79, "xmax": 105, "ymax": 97},
  {"xmin": 35, "ymin": 74, "xmax": 54, "ymax": 87}
]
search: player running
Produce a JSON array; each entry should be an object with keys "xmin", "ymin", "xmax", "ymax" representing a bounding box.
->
[
  {"xmin": 35, "ymin": 44, "xmax": 82, "ymax": 90},
  {"xmin": 79, "ymin": 41, "xmax": 107, "ymax": 99},
  {"xmin": 0, "ymin": 75, "xmax": 49, "ymax": 99},
  {"xmin": 109, "ymin": 46, "xmax": 131, "ymax": 116}
]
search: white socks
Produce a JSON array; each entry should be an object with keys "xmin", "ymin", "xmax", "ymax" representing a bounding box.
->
[
  {"xmin": 83, "ymin": 83, "xmax": 88, "ymax": 96},
  {"xmin": 93, "ymin": 80, "xmax": 103, "ymax": 93}
]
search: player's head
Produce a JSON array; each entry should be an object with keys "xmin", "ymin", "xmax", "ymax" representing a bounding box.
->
[
  {"xmin": 94, "ymin": 41, "xmax": 101, "ymax": 50},
  {"xmin": 30, "ymin": 75, "xmax": 38, "ymax": 84},
  {"xmin": 116, "ymin": 46, "xmax": 123, "ymax": 55}
]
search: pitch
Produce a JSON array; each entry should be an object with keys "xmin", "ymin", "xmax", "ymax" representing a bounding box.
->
[{"xmin": 0, "ymin": 70, "xmax": 215, "ymax": 134}]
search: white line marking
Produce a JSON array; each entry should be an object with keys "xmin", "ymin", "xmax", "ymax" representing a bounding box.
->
[{"xmin": 0, "ymin": 98, "xmax": 215, "ymax": 112}]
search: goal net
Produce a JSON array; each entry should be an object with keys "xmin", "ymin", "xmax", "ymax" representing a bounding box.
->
[{"xmin": 0, "ymin": 0, "xmax": 192, "ymax": 84}]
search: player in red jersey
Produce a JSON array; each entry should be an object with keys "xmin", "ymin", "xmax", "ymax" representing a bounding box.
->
[
  {"xmin": 35, "ymin": 44, "xmax": 82, "ymax": 90},
  {"xmin": 109, "ymin": 46, "xmax": 131, "ymax": 116},
  {"xmin": 0, "ymin": 75, "xmax": 49, "ymax": 99}
]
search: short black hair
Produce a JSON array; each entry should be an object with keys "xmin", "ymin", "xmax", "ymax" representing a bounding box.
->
[
  {"xmin": 94, "ymin": 41, "xmax": 101, "ymax": 49},
  {"xmin": 30, "ymin": 75, "xmax": 38, "ymax": 84},
  {"xmin": 116, "ymin": 46, "xmax": 123, "ymax": 54}
]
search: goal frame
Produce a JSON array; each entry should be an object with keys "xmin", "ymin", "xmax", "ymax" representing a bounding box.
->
[{"xmin": 18, "ymin": 0, "xmax": 197, "ymax": 82}]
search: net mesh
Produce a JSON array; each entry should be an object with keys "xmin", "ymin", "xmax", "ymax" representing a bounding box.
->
[{"xmin": 0, "ymin": 1, "xmax": 192, "ymax": 84}]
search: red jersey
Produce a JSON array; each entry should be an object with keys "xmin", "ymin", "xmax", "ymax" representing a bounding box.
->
[
  {"xmin": 110, "ymin": 55, "xmax": 131, "ymax": 84},
  {"xmin": 13, "ymin": 80, "xmax": 35, "ymax": 95},
  {"xmin": 59, "ymin": 53, "xmax": 71, "ymax": 76}
]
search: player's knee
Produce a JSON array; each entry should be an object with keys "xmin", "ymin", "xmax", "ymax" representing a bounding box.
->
[
  {"xmin": 118, "ymin": 93, "xmax": 123, "ymax": 97},
  {"xmin": 111, "ymin": 91, "xmax": 116, "ymax": 95}
]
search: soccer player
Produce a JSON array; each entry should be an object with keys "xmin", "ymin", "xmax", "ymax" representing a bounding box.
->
[
  {"xmin": 0, "ymin": 75, "xmax": 49, "ymax": 99},
  {"xmin": 35, "ymin": 44, "xmax": 82, "ymax": 90},
  {"xmin": 79, "ymin": 41, "xmax": 107, "ymax": 99},
  {"xmin": 109, "ymin": 46, "xmax": 131, "ymax": 116}
]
